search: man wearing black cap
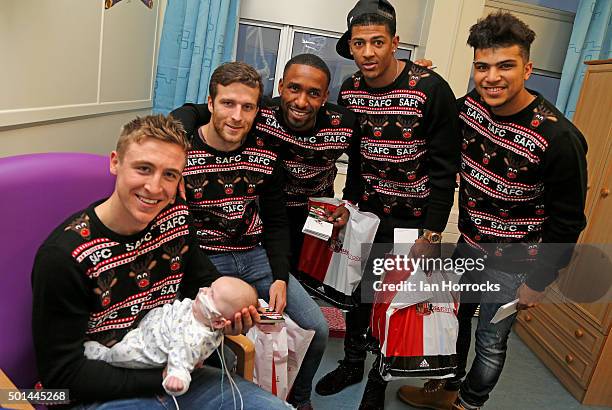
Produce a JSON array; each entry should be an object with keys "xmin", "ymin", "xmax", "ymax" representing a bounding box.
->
[{"xmin": 314, "ymin": 1, "xmax": 460, "ymax": 409}]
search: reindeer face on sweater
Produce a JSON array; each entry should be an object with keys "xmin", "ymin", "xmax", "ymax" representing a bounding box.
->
[
  {"xmin": 218, "ymin": 217, "xmax": 242, "ymax": 239},
  {"xmin": 408, "ymin": 65, "xmax": 430, "ymax": 88},
  {"xmin": 396, "ymin": 115, "xmax": 419, "ymax": 139},
  {"xmin": 480, "ymin": 140, "xmax": 498, "ymax": 165},
  {"xmin": 464, "ymin": 185, "xmax": 483, "ymax": 208},
  {"xmin": 162, "ymin": 239, "xmax": 189, "ymax": 272},
  {"xmin": 94, "ymin": 270, "xmax": 118, "ymax": 307},
  {"xmin": 186, "ymin": 174, "xmax": 209, "ymax": 200},
  {"xmin": 398, "ymin": 162, "xmax": 420, "ymax": 181},
  {"xmin": 128, "ymin": 255, "xmax": 156, "ymax": 289},
  {"xmin": 243, "ymin": 171, "xmax": 264, "ymax": 194},
  {"xmin": 327, "ymin": 110, "xmax": 343, "ymax": 127},
  {"xmin": 361, "ymin": 186, "xmax": 376, "ymax": 201},
  {"xmin": 462, "ymin": 129, "xmax": 478, "ymax": 151},
  {"xmin": 367, "ymin": 115, "xmax": 389, "ymax": 138},
  {"xmin": 381, "ymin": 195, "xmax": 397, "ymax": 214},
  {"xmin": 494, "ymin": 239, "xmax": 512, "ymax": 257},
  {"xmin": 217, "ymin": 173, "xmax": 242, "ymax": 195},
  {"xmin": 491, "ymin": 202, "xmax": 520, "ymax": 219},
  {"xmin": 403, "ymin": 198, "xmax": 423, "ymax": 217},
  {"xmin": 526, "ymin": 242, "xmax": 539, "ymax": 256},
  {"xmin": 504, "ymin": 153, "xmax": 529, "ymax": 180},
  {"xmin": 65, "ymin": 213, "xmax": 91, "ymax": 240},
  {"xmin": 376, "ymin": 164, "xmax": 392, "ymax": 179},
  {"xmin": 530, "ymin": 103, "xmax": 558, "ymax": 128}
]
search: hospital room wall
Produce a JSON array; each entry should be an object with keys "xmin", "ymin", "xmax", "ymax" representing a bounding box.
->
[{"xmin": 0, "ymin": 0, "xmax": 572, "ymax": 157}]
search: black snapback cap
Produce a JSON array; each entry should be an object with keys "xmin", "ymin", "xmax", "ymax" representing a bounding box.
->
[{"xmin": 336, "ymin": 0, "xmax": 396, "ymax": 60}]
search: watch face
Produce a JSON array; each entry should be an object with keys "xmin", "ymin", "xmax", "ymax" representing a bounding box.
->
[{"xmin": 426, "ymin": 232, "xmax": 441, "ymax": 243}]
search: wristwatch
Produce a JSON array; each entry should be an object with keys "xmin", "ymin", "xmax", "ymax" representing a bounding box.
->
[{"xmin": 421, "ymin": 230, "xmax": 442, "ymax": 244}]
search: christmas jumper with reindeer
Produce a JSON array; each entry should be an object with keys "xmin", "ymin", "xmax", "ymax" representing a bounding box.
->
[
  {"xmin": 338, "ymin": 60, "xmax": 460, "ymax": 232},
  {"xmin": 257, "ymin": 98, "xmax": 361, "ymax": 208},
  {"xmin": 31, "ymin": 199, "xmax": 220, "ymax": 403},
  {"xmin": 172, "ymin": 98, "xmax": 361, "ymax": 272},
  {"xmin": 457, "ymin": 88, "xmax": 588, "ymax": 291},
  {"xmin": 183, "ymin": 129, "xmax": 291, "ymax": 281},
  {"xmin": 172, "ymin": 98, "xmax": 362, "ymax": 208}
]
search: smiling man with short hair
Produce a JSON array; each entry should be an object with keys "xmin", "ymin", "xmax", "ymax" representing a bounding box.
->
[
  {"xmin": 31, "ymin": 114, "xmax": 288, "ymax": 410},
  {"xmin": 172, "ymin": 55, "xmax": 360, "ymax": 282},
  {"xmin": 398, "ymin": 12, "xmax": 588, "ymax": 410},
  {"xmin": 317, "ymin": 1, "xmax": 460, "ymax": 408},
  {"xmin": 174, "ymin": 60, "xmax": 339, "ymax": 410}
]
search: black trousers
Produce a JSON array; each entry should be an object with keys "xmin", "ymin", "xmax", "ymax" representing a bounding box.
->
[{"xmin": 286, "ymin": 206, "xmax": 309, "ymax": 273}]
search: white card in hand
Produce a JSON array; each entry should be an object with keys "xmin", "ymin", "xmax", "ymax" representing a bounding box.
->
[
  {"xmin": 302, "ymin": 215, "xmax": 334, "ymax": 241},
  {"xmin": 393, "ymin": 228, "xmax": 419, "ymax": 255},
  {"xmin": 490, "ymin": 298, "xmax": 519, "ymax": 324}
]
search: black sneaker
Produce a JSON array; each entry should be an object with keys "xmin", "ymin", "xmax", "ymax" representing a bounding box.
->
[
  {"xmin": 315, "ymin": 360, "xmax": 364, "ymax": 396},
  {"xmin": 358, "ymin": 375, "xmax": 387, "ymax": 410}
]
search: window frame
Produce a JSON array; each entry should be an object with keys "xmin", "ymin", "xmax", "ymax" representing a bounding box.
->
[{"xmin": 237, "ymin": 19, "xmax": 417, "ymax": 98}]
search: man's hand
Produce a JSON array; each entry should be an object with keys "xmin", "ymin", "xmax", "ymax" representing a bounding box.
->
[
  {"xmin": 516, "ymin": 283, "xmax": 545, "ymax": 310},
  {"xmin": 327, "ymin": 205, "xmax": 349, "ymax": 228},
  {"xmin": 223, "ymin": 305, "xmax": 259, "ymax": 335},
  {"xmin": 414, "ymin": 59, "xmax": 433, "ymax": 68},
  {"xmin": 408, "ymin": 237, "xmax": 441, "ymax": 260},
  {"xmin": 268, "ymin": 280, "xmax": 287, "ymax": 314},
  {"xmin": 407, "ymin": 237, "xmax": 441, "ymax": 274}
]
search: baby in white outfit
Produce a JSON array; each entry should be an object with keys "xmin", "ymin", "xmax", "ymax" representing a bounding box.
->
[{"xmin": 84, "ymin": 276, "xmax": 258, "ymax": 396}]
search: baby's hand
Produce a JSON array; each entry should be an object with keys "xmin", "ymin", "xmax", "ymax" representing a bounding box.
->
[{"xmin": 163, "ymin": 375, "xmax": 185, "ymax": 393}]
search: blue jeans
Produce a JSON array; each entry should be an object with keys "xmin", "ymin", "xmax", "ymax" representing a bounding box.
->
[
  {"xmin": 446, "ymin": 265, "xmax": 526, "ymax": 409},
  {"xmin": 71, "ymin": 365, "xmax": 290, "ymax": 409},
  {"xmin": 208, "ymin": 246, "xmax": 329, "ymax": 406}
]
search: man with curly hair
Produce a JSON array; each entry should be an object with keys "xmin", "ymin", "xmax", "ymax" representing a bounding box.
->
[{"xmin": 398, "ymin": 11, "xmax": 587, "ymax": 410}]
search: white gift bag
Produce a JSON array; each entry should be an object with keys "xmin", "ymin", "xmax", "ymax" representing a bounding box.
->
[
  {"xmin": 371, "ymin": 267, "xmax": 459, "ymax": 381},
  {"xmin": 299, "ymin": 198, "xmax": 380, "ymax": 308},
  {"xmin": 285, "ymin": 314, "xmax": 315, "ymax": 392},
  {"xmin": 323, "ymin": 201, "xmax": 380, "ymax": 294},
  {"xmin": 247, "ymin": 324, "xmax": 288, "ymax": 398},
  {"xmin": 247, "ymin": 301, "xmax": 314, "ymax": 400}
]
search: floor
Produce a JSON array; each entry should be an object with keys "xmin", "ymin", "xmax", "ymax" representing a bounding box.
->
[
  {"xmin": 309, "ymin": 319, "xmax": 605, "ymax": 410},
  {"xmin": 321, "ymin": 179, "xmax": 603, "ymax": 409}
]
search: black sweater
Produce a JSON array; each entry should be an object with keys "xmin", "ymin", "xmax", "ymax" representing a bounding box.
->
[
  {"xmin": 31, "ymin": 200, "xmax": 220, "ymax": 405},
  {"xmin": 457, "ymin": 89, "xmax": 588, "ymax": 290},
  {"xmin": 184, "ymin": 130, "xmax": 291, "ymax": 282},
  {"xmin": 338, "ymin": 60, "xmax": 460, "ymax": 232},
  {"xmin": 171, "ymin": 97, "xmax": 361, "ymax": 208}
]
